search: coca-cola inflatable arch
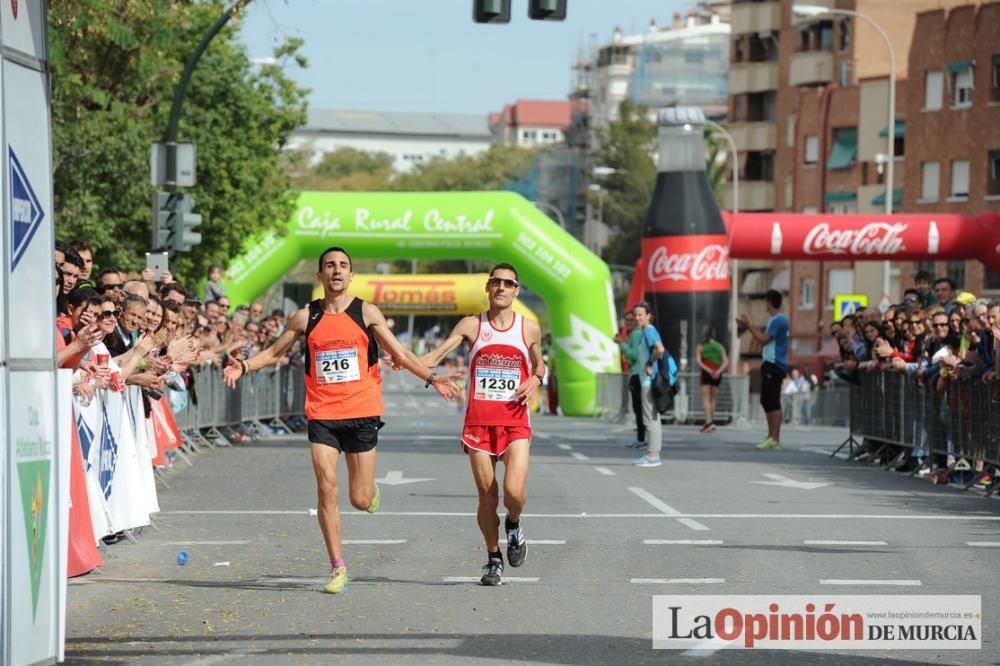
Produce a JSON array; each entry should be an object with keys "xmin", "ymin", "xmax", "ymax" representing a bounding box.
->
[{"xmin": 726, "ymin": 212, "xmax": 1000, "ymax": 270}]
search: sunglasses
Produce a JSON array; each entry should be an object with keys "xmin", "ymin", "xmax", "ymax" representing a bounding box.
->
[
  {"xmin": 97, "ymin": 311, "xmax": 116, "ymax": 320},
  {"xmin": 101, "ymin": 283, "xmax": 124, "ymax": 291},
  {"xmin": 933, "ymin": 322, "xmax": 949, "ymax": 328},
  {"xmin": 488, "ymin": 277, "xmax": 519, "ymax": 289}
]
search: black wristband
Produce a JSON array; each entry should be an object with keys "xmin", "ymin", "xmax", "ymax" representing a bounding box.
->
[
  {"xmin": 534, "ymin": 373, "xmax": 545, "ymax": 382},
  {"xmin": 425, "ymin": 371, "xmax": 437, "ymax": 388}
]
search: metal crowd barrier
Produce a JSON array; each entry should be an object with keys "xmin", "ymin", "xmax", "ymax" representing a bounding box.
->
[
  {"xmin": 592, "ymin": 372, "xmax": 751, "ymax": 425},
  {"xmin": 172, "ymin": 364, "xmax": 307, "ymax": 448},
  {"xmin": 845, "ymin": 371, "xmax": 1000, "ymax": 485}
]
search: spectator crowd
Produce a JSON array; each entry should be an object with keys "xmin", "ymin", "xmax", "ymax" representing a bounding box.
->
[{"xmin": 826, "ymin": 270, "xmax": 998, "ymax": 488}]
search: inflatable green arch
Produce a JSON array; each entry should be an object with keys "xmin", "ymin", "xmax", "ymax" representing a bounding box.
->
[{"xmin": 224, "ymin": 191, "xmax": 619, "ymax": 416}]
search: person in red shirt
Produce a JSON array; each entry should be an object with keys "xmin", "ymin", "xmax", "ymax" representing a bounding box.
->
[
  {"xmin": 419, "ymin": 263, "xmax": 545, "ymax": 586},
  {"xmin": 223, "ymin": 246, "xmax": 459, "ymax": 594}
]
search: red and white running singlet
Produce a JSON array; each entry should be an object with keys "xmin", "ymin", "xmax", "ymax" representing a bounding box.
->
[{"xmin": 463, "ymin": 312, "xmax": 531, "ymax": 427}]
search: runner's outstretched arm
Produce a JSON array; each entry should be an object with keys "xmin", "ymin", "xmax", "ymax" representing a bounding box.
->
[
  {"xmin": 362, "ymin": 302, "xmax": 460, "ymax": 400},
  {"xmin": 417, "ymin": 316, "xmax": 478, "ymax": 368},
  {"xmin": 222, "ymin": 308, "xmax": 306, "ymax": 388},
  {"xmin": 514, "ymin": 317, "xmax": 546, "ymax": 404}
]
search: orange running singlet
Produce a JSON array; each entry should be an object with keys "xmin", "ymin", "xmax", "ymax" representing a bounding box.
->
[{"xmin": 303, "ymin": 298, "xmax": 383, "ymax": 420}]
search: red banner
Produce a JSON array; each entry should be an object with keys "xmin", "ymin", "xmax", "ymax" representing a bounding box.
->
[
  {"xmin": 726, "ymin": 212, "xmax": 1000, "ymax": 268},
  {"xmin": 640, "ymin": 234, "xmax": 730, "ymax": 293}
]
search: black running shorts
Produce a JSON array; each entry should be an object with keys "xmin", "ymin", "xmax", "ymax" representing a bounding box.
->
[
  {"xmin": 759, "ymin": 361, "xmax": 786, "ymax": 413},
  {"xmin": 308, "ymin": 417, "xmax": 384, "ymax": 453}
]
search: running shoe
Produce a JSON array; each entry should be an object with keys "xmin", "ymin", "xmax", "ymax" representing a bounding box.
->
[
  {"xmin": 626, "ymin": 439, "xmax": 645, "ymax": 448},
  {"xmin": 633, "ymin": 454, "xmax": 662, "ymax": 467},
  {"xmin": 755, "ymin": 437, "xmax": 780, "ymax": 450},
  {"xmin": 366, "ymin": 482, "xmax": 381, "ymax": 514},
  {"xmin": 706, "ymin": 424, "xmax": 717, "ymax": 433},
  {"xmin": 506, "ymin": 520, "xmax": 526, "ymax": 567},
  {"xmin": 324, "ymin": 566, "xmax": 348, "ymax": 594},
  {"xmin": 480, "ymin": 557, "xmax": 504, "ymax": 586},
  {"xmin": 699, "ymin": 423, "xmax": 710, "ymax": 433}
]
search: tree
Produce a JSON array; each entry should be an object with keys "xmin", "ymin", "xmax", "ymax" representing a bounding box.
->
[
  {"xmin": 393, "ymin": 145, "xmax": 534, "ymax": 193},
  {"xmin": 289, "ymin": 147, "xmax": 394, "ymax": 191},
  {"xmin": 49, "ymin": 0, "xmax": 309, "ymax": 285},
  {"xmin": 593, "ymin": 100, "xmax": 729, "ymax": 266},
  {"xmin": 591, "ymin": 100, "xmax": 657, "ymax": 267}
]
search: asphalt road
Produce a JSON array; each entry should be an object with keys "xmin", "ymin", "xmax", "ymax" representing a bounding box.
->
[{"xmin": 65, "ymin": 372, "xmax": 1000, "ymax": 665}]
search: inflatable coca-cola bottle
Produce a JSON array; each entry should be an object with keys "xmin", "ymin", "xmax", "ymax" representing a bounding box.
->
[{"xmin": 640, "ymin": 107, "xmax": 730, "ymax": 371}]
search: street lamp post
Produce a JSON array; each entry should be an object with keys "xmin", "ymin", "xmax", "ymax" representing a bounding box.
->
[
  {"xmin": 533, "ymin": 201, "xmax": 567, "ymax": 229},
  {"xmin": 794, "ymin": 4, "xmax": 896, "ymax": 302},
  {"xmin": 704, "ymin": 119, "xmax": 741, "ymax": 375}
]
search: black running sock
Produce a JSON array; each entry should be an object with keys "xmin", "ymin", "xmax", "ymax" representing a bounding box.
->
[
  {"xmin": 505, "ymin": 516, "xmax": 519, "ymax": 531},
  {"xmin": 488, "ymin": 550, "xmax": 502, "ymax": 562}
]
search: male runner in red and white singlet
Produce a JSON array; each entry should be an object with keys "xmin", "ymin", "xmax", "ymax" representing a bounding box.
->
[
  {"xmin": 224, "ymin": 246, "xmax": 459, "ymax": 594},
  {"xmin": 420, "ymin": 263, "xmax": 545, "ymax": 586}
]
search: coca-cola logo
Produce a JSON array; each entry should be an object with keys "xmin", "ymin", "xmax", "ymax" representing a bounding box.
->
[
  {"xmin": 803, "ymin": 222, "xmax": 907, "ymax": 256},
  {"xmin": 647, "ymin": 244, "xmax": 729, "ymax": 284}
]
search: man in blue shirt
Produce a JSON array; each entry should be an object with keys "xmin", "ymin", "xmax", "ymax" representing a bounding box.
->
[
  {"xmin": 633, "ymin": 302, "xmax": 665, "ymax": 467},
  {"xmin": 617, "ymin": 310, "xmax": 646, "ymax": 448},
  {"xmin": 737, "ymin": 289, "xmax": 788, "ymax": 450}
]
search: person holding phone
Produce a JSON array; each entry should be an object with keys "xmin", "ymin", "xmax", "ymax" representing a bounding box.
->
[{"xmin": 222, "ymin": 246, "xmax": 459, "ymax": 595}]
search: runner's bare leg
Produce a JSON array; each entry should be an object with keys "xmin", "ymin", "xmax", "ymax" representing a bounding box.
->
[
  {"xmin": 469, "ymin": 450, "xmax": 500, "ymax": 552},
  {"xmin": 311, "ymin": 443, "xmax": 342, "ymax": 562},
  {"xmin": 501, "ymin": 439, "xmax": 530, "ymax": 522},
  {"xmin": 345, "ymin": 448, "xmax": 377, "ymax": 510}
]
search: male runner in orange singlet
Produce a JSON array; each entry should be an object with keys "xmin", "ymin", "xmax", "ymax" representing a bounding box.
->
[
  {"xmin": 224, "ymin": 246, "xmax": 458, "ymax": 593},
  {"xmin": 420, "ymin": 263, "xmax": 544, "ymax": 586}
]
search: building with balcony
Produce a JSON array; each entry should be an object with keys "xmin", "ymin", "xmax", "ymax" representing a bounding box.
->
[{"xmin": 724, "ymin": 0, "xmax": 985, "ymax": 366}]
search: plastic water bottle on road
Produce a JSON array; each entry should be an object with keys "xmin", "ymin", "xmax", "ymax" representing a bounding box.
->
[{"xmin": 176, "ymin": 550, "xmax": 190, "ymax": 566}]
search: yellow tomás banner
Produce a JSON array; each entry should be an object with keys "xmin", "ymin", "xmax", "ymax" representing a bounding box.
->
[{"xmin": 313, "ymin": 274, "xmax": 538, "ymax": 320}]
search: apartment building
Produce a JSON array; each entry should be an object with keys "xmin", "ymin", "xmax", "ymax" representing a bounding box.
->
[
  {"xmin": 489, "ymin": 100, "xmax": 573, "ymax": 148},
  {"xmin": 899, "ymin": 2, "xmax": 1000, "ymax": 293},
  {"xmin": 726, "ymin": 0, "xmax": 991, "ymax": 363}
]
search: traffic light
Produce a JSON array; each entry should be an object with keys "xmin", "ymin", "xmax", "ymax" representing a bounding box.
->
[
  {"xmin": 473, "ymin": 0, "xmax": 510, "ymax": 23},
  {"xmin": 153, "ymin": 191, "xmax": 174, "ymax": 250},
  {"xmin": 171, "ymin": 193, "xmax": 202, "ymax": 253},
  {"xmin": 528, "ymin": 0, "xmax": 566, "ymax": 20}
]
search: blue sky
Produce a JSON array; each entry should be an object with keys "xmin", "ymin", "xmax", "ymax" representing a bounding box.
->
[{"xmin": 240, "ymin": 0, "xmax": 693, "ymax": 115}]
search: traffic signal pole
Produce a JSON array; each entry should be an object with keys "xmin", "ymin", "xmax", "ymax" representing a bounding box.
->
[{"xmin": 156, "ymin": 0, "xmax": 253, "ymax": 252}]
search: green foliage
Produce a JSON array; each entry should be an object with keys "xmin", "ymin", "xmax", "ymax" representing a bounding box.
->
[
  {"xmin": 49, "ymin": 0, "xmax": 309, "ymax": 286},
  {"xmin": 593, "ymin": 100, "xmax": 729, "ymax": 266},
  {"xmin": 290, "ymin": 147, "xmax": 394, "ymax": 191},
  {"xmin": 590, "ymin": 100, "xmax": 657, "ymax": 267},
  {"xmin": 393, "ymin": 145, "xmax": 534, "ymax": 193}
]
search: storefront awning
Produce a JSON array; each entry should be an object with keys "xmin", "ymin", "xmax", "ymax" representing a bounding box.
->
[
  {"xmin": 878, "ymin": 121, "xmax": 905, "ymax": 139},
  {"xmin": 826, "ymin": 127, "xmax": 857, "ymax": 171},
  {"xmin": 824, "ymin": 191, "xmax": 857, "ymax": 203},
  {"xmin": 871, "ymin": 189, "xmax": 903, "ymax": 209}
]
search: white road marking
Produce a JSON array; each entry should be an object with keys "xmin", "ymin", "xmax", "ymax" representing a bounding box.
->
[
  {"xmin": 417, "ymin": 435, "xmax": 455, "ymax": 441},
  {"xmin": 377, "ymin": 470, "xmax": 435, "ymax": 486},
  {"xmin": 628, "ymin": 487, "xmax": 710, "ymax": 531},
  {"xmin": 752, "ymin": 473, "xmax": 832, "ymax": 490},
  {"xmin": 594, "ymin": 467, "xmax": 615, "ymax": 476},
  {"xmin": 163, "ymin": 540, "xmax": 249, "ymax": 546},
  {"xmin": 442, "ymin": 576, "xmax": 539, "ymax": 583},
  {"xmin": 557, "ymin": 444, "xmax": 572, "ymax": 450},
  {"xmin": 819, "ymin": 579, "xmax": 922, "ymax": 586},
  {"xmin": 533, "ymin": 432, "xmax": 552, "ymax": 440},
  {"xmin": 161, "ymin": 510, "xmax": 1000, "ymax": 523},
  {"xmin": 681, "ymin": 639, "xmax": 734, "ymax": 657},
  {"xmin": 966, "ymin": 542, "xmax": 1000, "ymax": 547},
  {"xmin": 805, "ymin": 446, "xmax": 849, "ymax": 460},
  {"xmin": 571, "ymin": 452, "xmax": 590, "ymax": 461},
  {"xmin": 342, "ymin": 539, "xmax": 407, "ymax": 545},
  {"xmin": 631, "ymin": 578, "xmax": 725, "ymax": 585},
  {"xmin": 643, "ymin": 539, "xmax": 723, "ymax": 545},
  {"xmin": 524, "ymin": 540, "xmax": 566, "ymax": 545},
  {"xmin": 804, "ymin": 540, "xmax": 887, "ymax": 546}
]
